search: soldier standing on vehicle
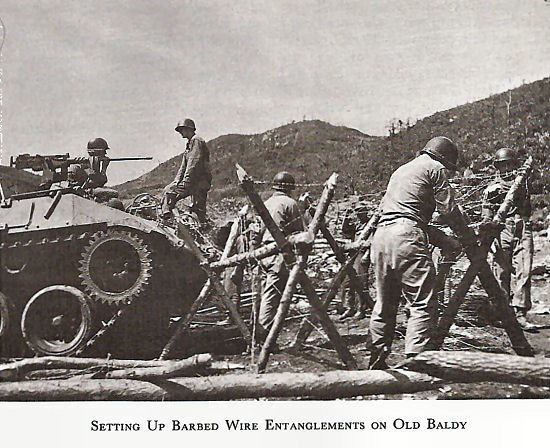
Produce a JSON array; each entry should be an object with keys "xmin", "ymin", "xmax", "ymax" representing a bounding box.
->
[
  {"xmin": 368, "ymin": 136, "xmax": 470, "ymax": 369},
  {"xmin": 257, "ymin": 172, "xmax": 305, "ymax": 340},
  {"xmin": 161, "ymin": 118, "xmax": 212, "ymax": 223},
  {"xmin": 481, "ymin": 147, "xmax": 535, "ymax": 330}
]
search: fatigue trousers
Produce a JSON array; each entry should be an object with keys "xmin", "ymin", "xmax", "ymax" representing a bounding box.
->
[
  {"xmin": 369, "ymin": 219, "xmax": 437, "ymax": 363},
  {"xmin": 339, "ymin": 248, "xmax": 370, "ymax": 312},
  {"xmin": 222, "ymin": 235, "xmax": 246, "ymax": 313},
  {"xmin": 258, "ymin": 254, "xmax": 289, "ymax": 334},
  {"xmin": 161, "ymin": 182, "xmax": 209, "ymax": 222},
  {"xmin": 491, "ymin": 218, "xmax": 533, "ymax": 311}
]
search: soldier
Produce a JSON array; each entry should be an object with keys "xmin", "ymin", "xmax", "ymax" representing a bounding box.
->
[
  {"xmin": 339, "ymin": 200, "xmax": 372, "ymax": 319},
  {"xmin": 481, "ymin": 147, "xmax": 535, "ymax": 330},
  {"xmin": 257, "ymin": 171, "xmax": 305, "ymax": 339},
  {"xmin": 84, "ymin": 137, "xmax": 111, "ymax": 189},
  {"xmin": 368, "ymin": 136, "xmax": 470, "ymax": 369},
  {"xmin": 161, "ymin": 118, "xmax": 212, "ymax": 223}
]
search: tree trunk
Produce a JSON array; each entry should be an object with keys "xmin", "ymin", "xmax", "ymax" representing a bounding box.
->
[
  {"xmin": 405, "ymin": 350, "xmax": 550, "ymax": 387},
  {"xmin": 0, "ymin": 354, "xmax": 212, "ymax": 382},
  {"xmin": 0, "ymin": 369, "xmax": 443, "ymax": 401},
  {"xmin": 99, "ymin": 354, "xmax": 213, "ymax": 379}
]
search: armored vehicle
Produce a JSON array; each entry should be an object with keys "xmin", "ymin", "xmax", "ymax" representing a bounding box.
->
[{"xmin": 0, "ymin": 178, "xmax": 206, "ymax": 359}]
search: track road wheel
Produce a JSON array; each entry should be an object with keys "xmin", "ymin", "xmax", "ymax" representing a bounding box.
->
[
  {"xmin": 21, "ymin": 285, "xmax": 92, "ymax": 356},
  {"xmin": 78, "ymin": 229, "xmax": 152, "ymax": 305}
]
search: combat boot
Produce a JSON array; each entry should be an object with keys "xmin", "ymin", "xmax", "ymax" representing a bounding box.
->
[{"xmin": 514, "ymin": 307, "xmax": 537, "ymax": 332}]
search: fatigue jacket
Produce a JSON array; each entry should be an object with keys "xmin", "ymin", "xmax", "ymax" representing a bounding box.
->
[
  {"xmin": 378, "ymin": 154, "xmax": 456, "ymax": 227},
  {"xmin": 260, "ymin": 191, "xmax": 304, "ymax": 244},
  {"xmin": 173, "ymin": 134, "xmax": 212, "ymax": 191}
]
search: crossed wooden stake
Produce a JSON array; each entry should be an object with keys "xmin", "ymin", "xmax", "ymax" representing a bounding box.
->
[
  {"xmin": 432, "ymin": 157, "xmax": 535, "ymax": 356},
  {"xmin": 160, "ymin": 157, "xmax": 534, "ymax": 368}
]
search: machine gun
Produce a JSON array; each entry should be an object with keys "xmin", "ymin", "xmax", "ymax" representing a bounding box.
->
[{"xmin": 10, "ymin": 153, "xmax": 152, "ymax": 189}]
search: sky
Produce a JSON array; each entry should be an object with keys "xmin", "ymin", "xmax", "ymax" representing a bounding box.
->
[{"xmin": 0, "ymin": 0, "xmax": 549, "ymax": 184}]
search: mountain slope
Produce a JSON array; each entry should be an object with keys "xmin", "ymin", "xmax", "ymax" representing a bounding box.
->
[{"xmin": 116, "ymin": 77, "xmax": 550, "ymax": 202}]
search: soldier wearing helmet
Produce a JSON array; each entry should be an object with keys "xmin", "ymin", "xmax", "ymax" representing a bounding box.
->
[
  {"xmin": 481, "ymin": 147, "xmax": 534, "ymax": 330},
  {"xmin": 367, "ymin": 136, "xmax": 470, "ymax": 369},
  {"xmin": 256, "ymin": 171, "xmax": 305, "ymax": 339},
  {"xmin": 81, "ymin": 137, "xmax": 111, "ymax": 188},
  {"xmin": 161, "ymin": 118, "xmax": 212, "ymax": 223}
]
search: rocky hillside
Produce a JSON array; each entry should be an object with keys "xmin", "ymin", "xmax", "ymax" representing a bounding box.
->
[
  {"xmin": 115, "ymin": 77, "xmax": 550, "ymax": 207},
  {"xmin": 115, "ymin": 120, "xmax": 384, "ymax": 201}
]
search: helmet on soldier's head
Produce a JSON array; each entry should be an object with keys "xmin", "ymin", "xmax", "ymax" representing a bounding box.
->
[
  {"xmin": 175, "ymin": 118, "xmax": 196, "ymax": 132},
  {"xmin": 272, "ymin": 171, "xmax": 296, "ymax": 192},
  {"xmin": 420, "ymin": 136, "xmax": 458, "ymax": 171},
  {"xmin": 493, "ymin": 147, "xmax": 518, "ymax": 166},
  {"xmin": 87, "ymin": 137, "xmax": 109, "ymax": 151}
]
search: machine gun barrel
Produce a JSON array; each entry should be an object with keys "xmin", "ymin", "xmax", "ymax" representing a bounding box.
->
[{"xmin": 108, "ymin": 157, "xmax": 153, "ymax": 162}]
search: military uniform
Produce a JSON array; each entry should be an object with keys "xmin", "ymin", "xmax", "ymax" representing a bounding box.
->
[
  {"xmin": 339, "ymin": 203, "xmax": 371, "ymax": 318},
  {"xmin": 258, "ymin": 191, "xmax": 304, "ymax": 334},
  {"xmin": 369, "ymin": 153, "xmax": 457, "ymax": 366},
  {"xmin": 482, "ymin": 176, "xmax": 533, "ymax": 312},
  {"xmin": 162, "ymin": 135, "xmax": 212, "ymax": 221}
]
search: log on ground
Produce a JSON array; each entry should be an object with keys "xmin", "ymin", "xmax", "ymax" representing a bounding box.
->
[
  {"xmin": 0, "ymin": 354, "xmax": 212, "ymax": 382},
  {"xmin": 404, "ymin": 351, "xmax": 550, "ymax": 387},
  {"xmin": 0, "ymin": 369, "xmax": 444, "ymax": 401}
]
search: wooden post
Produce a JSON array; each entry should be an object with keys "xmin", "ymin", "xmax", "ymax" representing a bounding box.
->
[
  {"xmin": 319, "ymin": 223, "xmax": 373, "ymax": 309},
  {"xmin": 174, "ymin": 215, "xmax": 251, "ymax": 344},
  {"xmin": 0, "ymin": 369, "xmax": 443, "ymax": 401},
  {"xmin": 159, "ymin": 279, "xmax": 213, "ymax": 360},
  {"xmin": 237, "ymin": 165, "xmax": 357, "ymax": 371},
  {"xmin": 292, "ymin": 252, "xmax": 358, "ymax": 348},
  {"xmin": 221, "ymin": 205, "xmax": 248, "ymax": 260},
  {"xmin": 256, "ymin": 256, "xmax": 308, "ymax": 372},
  {"xmin": 298, "ymin": 273, "xmax": 358, "ymax": 369},
  {"xmin": 292, "ymin": 211, "xmax": 379, "ymax": 348},
  {"xmin": 433, "ymin": 157, "xmax": 534, "ymax": 356},
  {"xmin": 405, "ymin": 350, "xmax": 550, "ymax": 387}
]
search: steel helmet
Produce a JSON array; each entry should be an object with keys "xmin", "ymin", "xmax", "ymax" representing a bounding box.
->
[
  {"xmin": 420, "ymin": 136, "xmax": 458, "ymax": 171},
  {"xmin": 272, "ymin": 171, "xmax": 296, "ymax": 192},
  {"xmin": 87, "ymin": 137, "xmax": 109, "ymax": 151},
  {"xmin": 175, "ymin": 118, "xmax": 196, "ymax": 131},
  {"xmin": 493, "ymin": 147, "xmax": 517, "ymax": 165}
]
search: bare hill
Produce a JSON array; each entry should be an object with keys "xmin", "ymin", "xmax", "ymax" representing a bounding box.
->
[{"xmin": 114, "ymin": 77, "xmax": 549, "ymax": 204}]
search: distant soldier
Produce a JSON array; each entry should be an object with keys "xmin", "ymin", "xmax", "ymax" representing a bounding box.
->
[
  {"xmin": 368, "ymin": 137, "xmax": 470, "ymax": 369},
  {"xmin": 257, "ymin": 172, "xmax": 305, "ymax": 339},
  {"xmin": 161, "ymin": 118, "xmax": 212, "ymax": 223},
  {"xmin": 339, "ymin": 200, "xmax": 372, "ymax": 319},
  {"xmin": 481, "ymin": 147, "xmax": 535, "ymax": 330}
]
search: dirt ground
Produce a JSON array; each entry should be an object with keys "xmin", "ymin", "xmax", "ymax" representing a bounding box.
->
[{"xmin": 193, "ymin": 233, "xmax": 550, "ymax": 400}]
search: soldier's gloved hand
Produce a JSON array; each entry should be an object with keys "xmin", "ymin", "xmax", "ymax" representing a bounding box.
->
[{"xmin": 478, "ymin": 221, "xmax": 505, "ymax": 237}]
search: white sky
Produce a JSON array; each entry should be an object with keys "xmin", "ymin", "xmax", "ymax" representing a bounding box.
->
[{"xmin": 1, "ymin": 0, "xmax": 549, "ymax": 184}]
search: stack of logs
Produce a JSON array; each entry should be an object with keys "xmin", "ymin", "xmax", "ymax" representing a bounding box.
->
[{"xmin": 0, "ymin": 351, "xmax": 549, "ymax": 400}]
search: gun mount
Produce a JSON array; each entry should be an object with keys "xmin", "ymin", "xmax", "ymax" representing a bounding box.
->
[{"xmin": 10, "ymin": 153, "xmax": 152, "ymax": 190}]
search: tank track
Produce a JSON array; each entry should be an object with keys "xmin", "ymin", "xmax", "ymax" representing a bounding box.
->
[{"xmin": 0, "ymin": 230, "xmax": 149, "ymax": 357}]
